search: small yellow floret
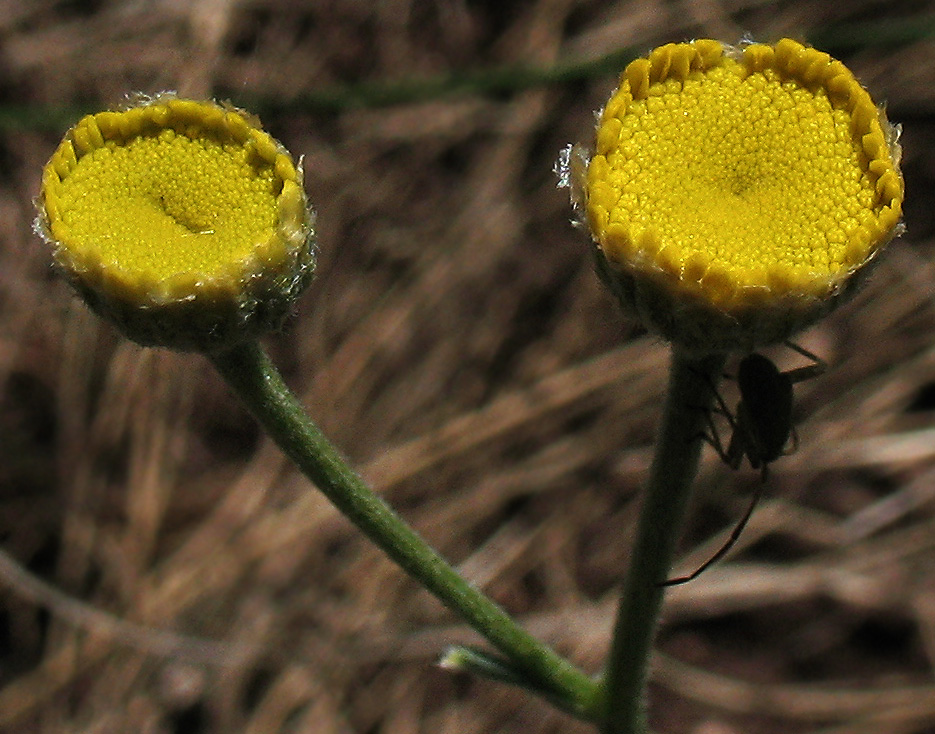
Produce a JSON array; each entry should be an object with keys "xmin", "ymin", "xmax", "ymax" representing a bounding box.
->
[
  {"xmin": 582, "ymin": 39, "xmax": 903, "ymax": 351},
  {"xmin": 52, "ymin": 131, "xmax": 279, "ymax": 283},
  {"xmin": 36, "ymin": 94, "xmax": 316, "ymax": 351}
]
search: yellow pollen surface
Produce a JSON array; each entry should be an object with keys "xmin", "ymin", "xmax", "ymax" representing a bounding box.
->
[
  {"xmin": 52, "ymin": 129, "xmax": 278, "ymax": 279},
  {"xmin": 586, "ymin": 39, "xmax": 903, "ymax": 309},
  {"xmin": 37, "ymin": 96, "xmax": 314, "ymax": 350}
]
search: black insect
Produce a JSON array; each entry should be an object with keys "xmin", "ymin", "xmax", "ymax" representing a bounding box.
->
[{"xmin": 661, "ymin": 342, "xmax": 825, "ymax": 586}]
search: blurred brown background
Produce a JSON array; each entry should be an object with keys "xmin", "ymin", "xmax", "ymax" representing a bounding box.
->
[{"xmin": 0, "ymin": 1, "xmax": 933, "ymax": 732}]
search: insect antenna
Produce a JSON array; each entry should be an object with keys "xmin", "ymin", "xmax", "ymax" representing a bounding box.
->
[{"xmin": 658, "ymin": 480, "xmax": 767, "ymax": 586}]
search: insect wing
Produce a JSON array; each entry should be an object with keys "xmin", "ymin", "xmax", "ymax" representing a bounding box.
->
[{"xmin": 737, "ymin": 354, "xmax": 794, "ymax": 463}]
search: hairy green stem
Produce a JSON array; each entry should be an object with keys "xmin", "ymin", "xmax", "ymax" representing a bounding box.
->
[
  {"xmin": 601, "ymin": 349, "xmax": 727, "ymax": 734},
  {"xmin": 209, "ymin": 339, "xmax": 599, "ymax": 718}
]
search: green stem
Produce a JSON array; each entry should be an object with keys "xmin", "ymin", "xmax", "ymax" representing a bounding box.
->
[
  {"xmin": 209, "ymin": 339, "xmax": 599, "ymax": 719},
  {"xmin": 600, "ymin": 349, "xmax": 726, "ymax": 734}
]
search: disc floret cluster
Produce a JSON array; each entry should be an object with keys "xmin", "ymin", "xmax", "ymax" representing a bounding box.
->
[
  {"xmin": 582, "ymin": 39, "xmax": 903, "ymax": 351},
  {"xmin": 37, "ymin": 94, "xmax": 315, "ymax": 351}
]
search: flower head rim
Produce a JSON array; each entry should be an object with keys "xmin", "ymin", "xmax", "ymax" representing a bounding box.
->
[
  {"xmin": 584, "ymin": 38, "xmax": 903, "ymax": 317},
  {"xmin": 36, "ymin": 93, "xmax": 316, "ymax": 350},
  {"xmin": 38, "ymin": 92, "xmax": 312, "ymax": 309}
]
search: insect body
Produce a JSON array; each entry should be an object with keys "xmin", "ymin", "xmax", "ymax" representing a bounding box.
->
[
  {"xmin": 721, "ymin": 352, "xmax": 797, "ymax": 479},
  {"xmin": 661, "ymin": 343, "xmax": 825, "ymax": 586}
]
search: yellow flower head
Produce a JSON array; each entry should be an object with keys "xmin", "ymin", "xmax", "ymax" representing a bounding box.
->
[
  {"xmin": 575, "ymin": 38, "xmax": 903, "ymax": 352},
  {"xmin": 36, "ymin": 94, "xmax": 315, "ymax": 351}
]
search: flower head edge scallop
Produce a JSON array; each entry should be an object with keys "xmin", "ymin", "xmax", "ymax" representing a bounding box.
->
[
  {"xmin": 37, "ymin": 94, "xmax": 316, "ymax": 351},
  {"xmin": 574, "ymin": 39, "xmax": 903, "ymax": 352}
]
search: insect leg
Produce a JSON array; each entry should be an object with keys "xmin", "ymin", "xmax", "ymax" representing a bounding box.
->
[
  {"xmin": 783, "ymin": 341, "xmax": 827, "ymax": 383},
  {"xmin": 688, "ymin": 365, "xmax": 744, "ymax": 469},
  {"xmin": 696, "ymin": 408, "xmax": 731, "ymax": 463},
  {"xmin": 783, "ymin": 424, "xmax": 799, "ymax": 457},
  {"xmin": 658, "ymin": 480, "xmax": 767, "ymax": 586}
]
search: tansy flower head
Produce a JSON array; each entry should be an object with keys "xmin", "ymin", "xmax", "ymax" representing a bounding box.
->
[
  {"xmin": 574, "ymin": 38, "xmax": 903, "ymax": 352},
  {"xmin": 36, "ymin": 93, "xmax": 315, "ymax": 351}
]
